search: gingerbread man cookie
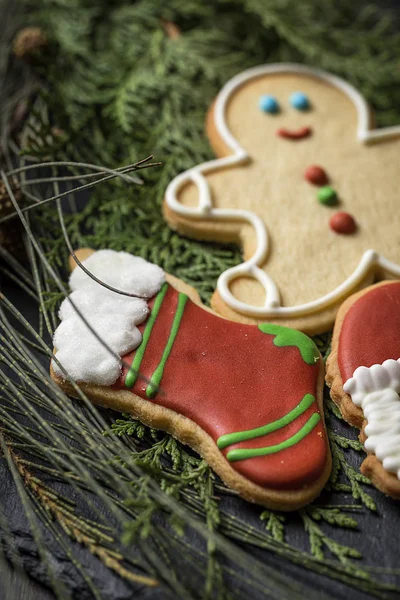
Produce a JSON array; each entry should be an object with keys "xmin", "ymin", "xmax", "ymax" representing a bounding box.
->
[
  {"xmin": 164, "ymin": 64, "xmax": 400, "ymax": 335},
  {"xmin": 327, "ymin": 280, "xmax": 400, "ymax": 499},
  {"xmin": 50, "ymin": 248, "xmax": 331, "ymax": 510}
]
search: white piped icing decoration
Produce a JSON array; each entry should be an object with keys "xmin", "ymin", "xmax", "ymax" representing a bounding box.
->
[
  {"xmin": 165, "ymin": 63, "xmax": 400, "ymax": 318},
  {"xmin": 52, "ymin": 250, "xmax": 165, "ymax": 386},
  {"xmin": 344, "ymin": 359, "xmax": 400, "ymax": 478}
]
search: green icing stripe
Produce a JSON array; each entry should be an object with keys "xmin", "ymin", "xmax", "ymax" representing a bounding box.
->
[
  {"xmin": 217, "ymin": 393, "xmax": 315, "ymax": 450},
  {"xmin": 258, "ymin": 323, "xmax": 320, "ymax": 365},
  {"xmin": 125, "ymin": 283, "xmax": 168, "ymax": 389},
  {"xmin": 146, "ymin": 293, "xmax": 188, "ymax": 398},
  {"xmin": 226, "ymin": 413, "xmax": 321, "ymax": 462}
]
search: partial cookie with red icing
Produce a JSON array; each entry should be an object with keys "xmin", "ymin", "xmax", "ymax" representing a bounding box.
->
[
  {"xmin": 50, "ymin": 248, "xmax": 331, "ymax": 510},
  {"xmin": 164, "ymin": 63, "xmax": 400, "ymax": 335},
  {"xmin": 326, "ymin": 280, "xmax": 400, "ymax": 499}
]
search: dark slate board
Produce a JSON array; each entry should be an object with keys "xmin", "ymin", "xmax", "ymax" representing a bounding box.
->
[{"xmin": 1, "ymin": 444, "xmax": 400, "ymax": 600}]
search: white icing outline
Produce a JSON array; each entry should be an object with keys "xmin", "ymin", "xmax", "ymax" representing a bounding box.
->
[
  {"xmin": 344, "ymin": 359, "xmax": 400, "ymax": 477},
  {"xmin": 165, "ymin": 63, "xmax": 400, "ymax": 318}
]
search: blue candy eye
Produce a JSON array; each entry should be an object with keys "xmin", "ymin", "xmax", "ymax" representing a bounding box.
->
[
  {"xmin": 290, "ymin": 92, "xmax": 310, "ymax": 111},
  {"xmin": 259, "ymin": 95, "xmax": 280, "ymax": 114}
]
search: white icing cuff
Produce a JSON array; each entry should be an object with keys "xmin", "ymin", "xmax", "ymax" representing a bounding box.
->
[
  {"xmin": 52, "ymin": 250, "xmax": 165, "ymax": 385},
  {"xmin": 343, "ymin": 359, "xmax": 400, "ymax": 478},
  {"xmin": 69, "ymin": 249, "xmax": 165, "ymax": 298},
  {"xmin": 343, "ymin": 359, "xmax": 400, "ymax": 406}
]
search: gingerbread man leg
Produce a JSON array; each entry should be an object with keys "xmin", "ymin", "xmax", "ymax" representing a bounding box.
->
[{"xmin": 51, "ymin": 249, "xmax": 331, "ymax": 510}]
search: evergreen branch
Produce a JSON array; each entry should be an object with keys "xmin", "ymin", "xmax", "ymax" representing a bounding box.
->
[
  {"xmin": 260, "ymin": 510, "xmax": 286, "ymax": 542},
  {"xmin": 6, "ymin": 443, "xmax": 158, "ymax": 587},
  {"xmin": 300, "ymin": 508, "xmax": 364, "ymax": 567}
]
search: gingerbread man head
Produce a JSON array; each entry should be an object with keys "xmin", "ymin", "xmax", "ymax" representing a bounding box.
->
[{"xmin": 165, "ymin": 64, "xmax": 400, "ymax": 334}]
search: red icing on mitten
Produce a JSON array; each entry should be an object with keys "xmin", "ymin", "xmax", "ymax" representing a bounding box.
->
[
  {"xmin": 338, "ymin": 281, "xmax": 400, "ymax": 383},
  {"xmin": 116, "ymin": 284, "xmax": 328, "ymax": 491}
]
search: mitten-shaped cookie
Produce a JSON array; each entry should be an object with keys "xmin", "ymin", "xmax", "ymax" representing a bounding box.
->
[
  {"xmin": 51, "ymin": 248, "xmax": 331, "ymax": 510},
  {"xmin": 165, "ymin": 63, "xmax": 400, "ymax": 334},
  {"xmin": 327, "ymin": 280, "xmax": 400, "ymax": 499}
]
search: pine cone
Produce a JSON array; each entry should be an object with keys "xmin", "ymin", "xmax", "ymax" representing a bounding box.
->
[{"xmin": 13, "ymin": 27, "xmax": 47, "ymax": 61}]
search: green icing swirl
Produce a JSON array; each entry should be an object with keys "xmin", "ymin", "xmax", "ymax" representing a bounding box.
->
[
  {"xmin": 146, "ymin": 293, "xmax": 188, "ymax": 398},
  {"xmin": 217, "ymin": 393, "xmax": 315, "ymax": 450},
  {"xmin": 125, "ymin": 283, "xmax": 168, "ymax": 389},
  {"xmin": 226, "ymin": 413, "xmax": 321, "ymax": 462},
  {"xmin": 258, "ymin": 323, "xmax": 320, "ymax": 365}
]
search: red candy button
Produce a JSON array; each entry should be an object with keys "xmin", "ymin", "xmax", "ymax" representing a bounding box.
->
[
  {"xmin": 329, "ymin": 212, "xmax": 357, "ymax": 234},
  {"xmin": 304, "ymin": 165, "xmax": 328, "ymax": 186}
]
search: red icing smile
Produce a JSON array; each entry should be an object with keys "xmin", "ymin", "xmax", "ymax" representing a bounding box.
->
[{"xmin": 277, "ymin": 126, "xmax": 312, "ymax": 140}]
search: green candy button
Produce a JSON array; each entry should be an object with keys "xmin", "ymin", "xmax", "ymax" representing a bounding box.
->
[{"xmin": 317, "ymin": 186, "xmax": 338, "ymax": 206}]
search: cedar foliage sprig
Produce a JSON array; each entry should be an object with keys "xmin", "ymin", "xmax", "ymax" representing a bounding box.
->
[
  {"xmin": 5, "ymin": 443, "xmax": 158, "ymax": 588},
  {"xmin": 329, "ymin": 433, "xmax": 377, "ymax": 511},
  {"xmin": 300, "ymin": 508, "xmax": 362, "ymax": 566}
]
